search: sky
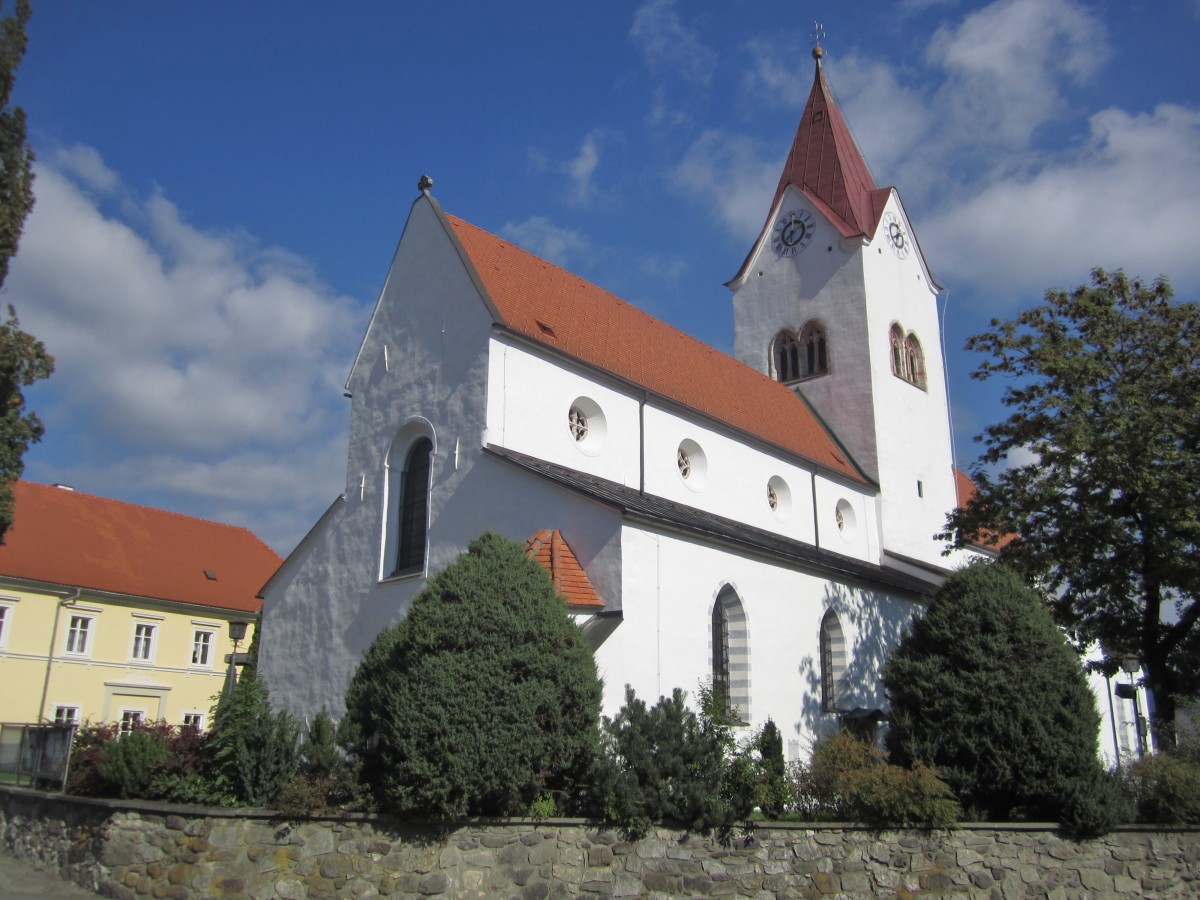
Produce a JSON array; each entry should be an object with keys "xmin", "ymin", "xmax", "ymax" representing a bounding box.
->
[{"xmin": 6, "ymin": 0, "xmax": 1200, "ymax": 555}]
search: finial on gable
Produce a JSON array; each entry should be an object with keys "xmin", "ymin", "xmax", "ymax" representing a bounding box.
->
[{"xmin": 418, "ymin": 174, "xmax": 434, "ymax": 194}]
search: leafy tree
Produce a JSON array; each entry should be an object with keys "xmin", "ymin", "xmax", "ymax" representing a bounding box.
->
[
  {"xmin": 883, "ymin": 561, "xmax": 1106, "ymax": 824},
  {"xmin": 942, "ymin": 269, "xmax": 1200, "ymax": 745},
  {"xmin": 344, "ymin": 531, "xmax": 603, "ymax": 819},
  {"xmin": 0, "ymin": 0, "xmax": 33, "ymax": 289},
  {"xmin": 0, "ymin": 1, "xmax": 51, "ymax": 539}
]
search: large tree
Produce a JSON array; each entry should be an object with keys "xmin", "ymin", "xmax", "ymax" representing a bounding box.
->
[
  {"xmin": 883, "ymin": 561, "xmax": 1104, "ymax": 822},
  {"xmin": 343, "ymin": 532, "xmax": 603, "ymax": 819},
  {"xmin": 0, "ymin": 0, "xmax": 52, "ymax": 538},
  {"xmin": 942, "ymin": 269, "xmax": 1200, "ymax": 744}
]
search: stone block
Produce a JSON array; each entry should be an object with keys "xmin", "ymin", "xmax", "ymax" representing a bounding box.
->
[
  {"xmin": 497, "ymin": 843, "xmax": 529, "ymax": 866},
  {"xmin": 418, "ymin": 871, "xmax": 450, "ymax": 894},
  {"xmin": 522, "ymin": 882, "xmax": 550, "ymax": 900},
  {"xmin": 588, "ymin": 846, "xmax": 613, "ymax": 867},
  {"xmin": 1113, "ymin": 875, "xmax": 1140, "ymax": 892},
  {"xmin": 510, "ymin": 864, "xmax": 534, "ymax": 885},
  {"xmin": 529, "ymin": 842, "xmax": 557, "ymax": 866},
  {"xmin": 958, "ymin": 848, "xmax": 984, "ymax": 867},
  {"xmin": 611, "ymin": 872, "xmax": 643, "ymax": 897},
  {"xmin": 636, "ymin": 840, "xmax": 667, "ymax": 859}
]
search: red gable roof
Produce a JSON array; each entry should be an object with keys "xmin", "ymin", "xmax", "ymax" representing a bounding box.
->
[
  {"xmin": 525, "ymin": 529, "xmax": 604, "ymax": 609},
  {"xmin": 0, "ymin": 482, "xmax": 280, "ymax": 613},
  {"xmin": 446, "ymin": 215, "xmax": 864, "ymax": 483},
  {"xmin": 953, "ymin": 469, "xmax": 1016, "ymax": 551}
]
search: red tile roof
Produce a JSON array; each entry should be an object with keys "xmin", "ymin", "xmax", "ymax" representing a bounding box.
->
[
  {"xmin": 525, "ymin": 529, "xmax": 604, "ymax": 609},
  {"xmin": 0, "ymin": 482, "xmax": 280, "ymax": 613},
  {"xmin": 446, "ymin": 216, "xmax": 864, "ymax": 483},
  {"xmin": 953, "ymin": 469, "xmax": 1017, "ymax": 551}
]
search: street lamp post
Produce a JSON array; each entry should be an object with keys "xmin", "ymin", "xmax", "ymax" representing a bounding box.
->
[
  {"xmin": 222, "ymin": 620, "xmax": 250, "ymax": 699},
  {"xmin": 1119, "ymin": 656, "xmax": 1147, "ymax": 759}
]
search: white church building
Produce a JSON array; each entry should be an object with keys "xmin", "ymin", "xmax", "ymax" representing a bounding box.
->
[{"xmin": 259, "ymin": 50, "xmax": 1143, "ymax": 762}]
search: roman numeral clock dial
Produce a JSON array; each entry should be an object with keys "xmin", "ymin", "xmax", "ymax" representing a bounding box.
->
[
  {"xmin": 772, "ymin": 209, "xmax": 815, "ymax": 257},
  {"xmin": 884, "ymin": 211, "xmax": 910, "ymax": 259}
]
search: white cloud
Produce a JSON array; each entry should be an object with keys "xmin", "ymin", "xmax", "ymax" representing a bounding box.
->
[
  {"xmin": 565, "ymin": 134, "xmax": 601, "ymax": 206},
  {"xmin": 5, "ymin": 150, "xmax": 363, "ymax": 553},
  {"xmin": 630, "ymin": 0, "xmax": 717, "ymax": 85},
  {"xmin": 501, "ymin": 216, "xmax": 592, "ymax": 269},
  {"xmin": 670, "ymin": 131, "xmax": 779, "ymax": 239},
  {"xmin": 928, "ymin": 0, "xmax": 1109, "ymax": 150},
  {"xmin": 926, "ymin": 103, "xmax": 1200, "ymax": 299}
]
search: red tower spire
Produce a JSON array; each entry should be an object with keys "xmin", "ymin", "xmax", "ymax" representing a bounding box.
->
[{"xmin": 771, "ymin": 47, "xmax": 887, "ymax": 239}]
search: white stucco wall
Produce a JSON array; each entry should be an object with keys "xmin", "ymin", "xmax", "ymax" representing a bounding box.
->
[{"xmin": 593, "ymin": 523, "xmax": 923, "ymax": 758}]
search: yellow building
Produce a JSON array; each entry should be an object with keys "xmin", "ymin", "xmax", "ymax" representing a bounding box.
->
[{"xmin": 0, "ymin": 481, "xmax": 281, "ymax": 730}]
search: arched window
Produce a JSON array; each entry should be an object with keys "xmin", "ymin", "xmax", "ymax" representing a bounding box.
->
[
  {"xmin": 384, "ymin": 436, "xmax": 433, "ymax": 578},
  {"xmin": 889, "ymin": 322, "xmax": 927, "ymax": 390},
  {"xmin": 889, "ymin": 323, "xmax": 906, "ymax": 381},
  {"xmin": 712, "ymin": 586, "xmax": 750, "ymax": 723},
  {"xmin": 820, "ymin": 608, "xmax": 848, "ymax": 714},
  {"xmin": 904, "ymin": 332, "xmax": 926, "ymax": 389},
  {"xmin": 799, "ymin": 321, "xmax": 828, "ymax": 377},
  {"xmin": 773, "ymin": 331, "xmax": 801, "ymax": 383}
]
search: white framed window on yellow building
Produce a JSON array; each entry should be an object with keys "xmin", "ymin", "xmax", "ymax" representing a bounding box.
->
[
  {"xmin": 64, "ymin": 613, "xmax": 95, "ymax": 656},
  {"xmin": 54, "ymin": 705, "xmax": 80, "ymax": 726},
  {"xmin": 130, "ymin": 622, "xmax": 157, "ymax": 662},
  {"xmin": 0, "ymin": 597, "xmax": 14, "ymax": 650},
  {"xmin": 190, "ymin": 628, "xmax": 215, "ymax": 668},
  {"xmin": 119, "ymin": 709, "xmax": 144, "ymax": 735},
  {"xmin": 182, "ymin": 711, "xmax": 205, "ymax": 731}
]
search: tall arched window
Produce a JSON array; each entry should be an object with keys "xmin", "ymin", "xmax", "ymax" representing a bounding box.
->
[
  {"xmin": 820, "ymin": 608, "xmax": 848, "ymax": 714},
  {"xmin": 889, "ymin": 322, "xmax": 927, "ymax": 390},
  {"xmin": 904, "ymin": 332, "xmax": 926, "ymax": 389},
  {"xmin": 384, "ymin": 436, "xmax": 433, "ymax": 578},
  {"xmin": 799, "ymin": 321, "xmax": 828, "ymax": 377},
  {"xmin": 773, "ymin": 331, "xmax": 801, "ymax": 382},
  {"xmin": 712, "ymin": 586, "xmax": 750, "ymax": 723},
  {"xmin": 889, "ymin": 323, "xmax": 906, "ymax": 381}
]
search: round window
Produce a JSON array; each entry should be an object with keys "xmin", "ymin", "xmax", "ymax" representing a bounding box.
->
[
  {"xmin": 835, "ymin": 498, "xmax": 857, "ymax": 542},
  {"xmin": 767, "ymin": 475, "xmax": 791, "ymax": 521},
  {"xmin": 677, "ymin": 439, "xmax": 707, "ymax": 489},
  {"xmin": 566, "ymin": 397, "xmax": 606, "ymax": 455}
]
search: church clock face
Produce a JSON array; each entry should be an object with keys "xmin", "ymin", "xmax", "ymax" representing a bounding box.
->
[
  {"xmin": 884, "ymin": 211, "xmax": 909, "ymax": 259},
  {"xmin": 772, "ymin": 209, "xmax": 815, "ymax": 257}
]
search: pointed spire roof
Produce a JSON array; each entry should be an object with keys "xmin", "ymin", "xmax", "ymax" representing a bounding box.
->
[{"xmin": 773, "ymin": 48, "xmax": 887, "ymax": 238}]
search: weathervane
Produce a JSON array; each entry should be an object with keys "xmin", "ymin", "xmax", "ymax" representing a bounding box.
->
[{"xmin": 811, "ymin": 21, "xmax": 826, "ymax": 63}]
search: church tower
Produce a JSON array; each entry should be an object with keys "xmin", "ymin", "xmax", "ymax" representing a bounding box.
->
[{"xmin": 728, "ymin": 45, "xmax": 957, "ymax": 567}]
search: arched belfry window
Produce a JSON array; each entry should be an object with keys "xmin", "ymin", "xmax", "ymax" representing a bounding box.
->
[
  {"xmin": 904, "ymin": 333, "xmax": 927, "ymax": 389},
  {"xmin": 712, "ymin": 586, "xmax": 750, "ymax": 723},
  {"xmin": 773, "ymin": 331, "xmax": 801, "ymax": 383},
  {"xmin": 384, "ymin": 435, "xmax": 433, "ymax": 578},
  {"xmin": 889, "ymin": 322, "xmax": 927, "ymax": 390},
  {"xmin": 799, "ymin": 321, "xmax": 828, "ymax": 377},
  {"xmin": 820, "ymin": 608, "xmax": 848, "ymax": 714}
]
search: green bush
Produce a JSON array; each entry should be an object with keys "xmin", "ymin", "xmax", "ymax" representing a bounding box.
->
[
  {"xmin": 96, "ymin": 728, "xmax": 168, "ymax": 799},
  {"xmin": 754, "ymin": 719, "xmax": 789, "ymax": 819},
  {"xmin": 207, "ymin": 668, "xmax": 300, "ymax": 807},
  {"xmin": 600, "ymin": 684, "xmax": 756, "ymax": 835},
  {"xmin": 790, "ymin": 732, "xmax": 960, "ymax": 829},
  {"xmin": 1123, "ymin": 750, "xmax": 1200, "ymax": 824},
  {"xmin": 68, "ymin": 719, "xmax": 215, "ymax": 803},
  {"xmin": 1058, "ymin": 768, "xmax": 1134, "ymax": 838},
  {"xmin": 277, "ymin": 708, "xmax": 359, "ymax": 814},
  {"xmin": 883, "ymin": 561, "xmax": 1106, "ymax": 825},
  {"xmin": 344, "ymin": 532, "xmax": 603, "ymax": 819}
]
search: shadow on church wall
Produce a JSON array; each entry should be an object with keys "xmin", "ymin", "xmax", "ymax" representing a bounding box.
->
[{"xmin": 794, "ymin": 581, "xmax": 919, "ymax": 754}]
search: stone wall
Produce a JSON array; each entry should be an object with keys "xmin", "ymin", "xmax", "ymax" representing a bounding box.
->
[{"xmin": 2, "ymin": 786, "xmax": 1198, "ymax": 899}]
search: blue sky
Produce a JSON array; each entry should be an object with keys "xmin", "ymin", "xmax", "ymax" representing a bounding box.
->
[{"xmin": 7, "ymin": 0, "xmax": 1200, "ymax": 553}]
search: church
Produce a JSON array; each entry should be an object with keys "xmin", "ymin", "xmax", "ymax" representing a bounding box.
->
[{"xmin": 259, "ymin": 48, "xmax": 984, "ymax": 760}]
